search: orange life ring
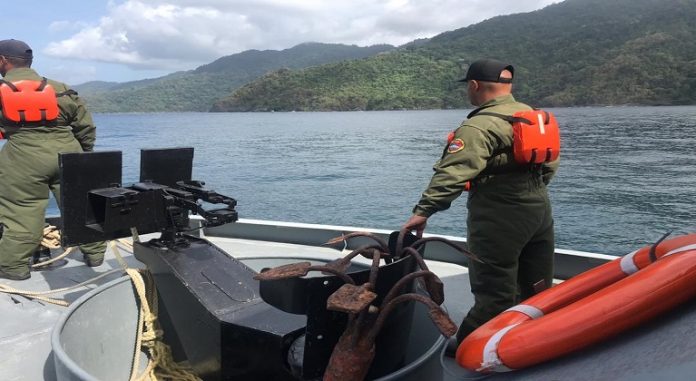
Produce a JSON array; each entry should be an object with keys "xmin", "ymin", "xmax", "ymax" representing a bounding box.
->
[{"xmin": 456, "ymin": 233, "xmax": 696, "ymax": 372}]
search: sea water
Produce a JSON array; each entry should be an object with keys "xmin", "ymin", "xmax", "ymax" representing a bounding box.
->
[{"xmin": 6, "ymin": 106, "xmax": 695, "ymax": 255}]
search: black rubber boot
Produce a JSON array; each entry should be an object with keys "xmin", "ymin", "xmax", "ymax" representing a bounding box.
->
[
  {"xmin": 83, "ymin": 255, "xmax": 104, "ymax": 267},
  {"xmin": 30, "ymin": 246, "xmax": 68, "ymax": 271}
]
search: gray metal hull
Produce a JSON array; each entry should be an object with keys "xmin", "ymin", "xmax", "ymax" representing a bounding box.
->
[{"xmin": 51, "ymin": 276, "xmax": 447, "ymax": 381}]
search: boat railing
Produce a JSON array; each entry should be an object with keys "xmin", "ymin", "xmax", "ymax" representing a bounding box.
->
[{"xmin": 201, "ymin": 217, "xmax": 616, "ymax": 280}]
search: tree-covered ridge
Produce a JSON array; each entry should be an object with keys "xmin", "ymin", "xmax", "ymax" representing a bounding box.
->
[
  {"xmin": 211, "ymin": 52, "xmax": 464, "ymax": 111},
  {"xmin": 213, "ymin": 0, "xmax": 696, "ymax": 111},
  {"xmin": 74, "ymin": 43, "xmax": 394, "ymax": 112}
]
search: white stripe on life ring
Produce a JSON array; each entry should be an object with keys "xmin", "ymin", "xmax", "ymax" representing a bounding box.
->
[
  {"xmin": 663, "ymin": 244, "xmax": 696, "ymax": 258},
  {"xmin": 505, "ymin": 304, "xmax": 544, "ymax": 319},
  {"xmin": 478, "ymin": 324, "xmax": 518, "ymax": 372},
  {"xmin": 620, "ymin": 250, "xmax": 639, "ymax": 275}
]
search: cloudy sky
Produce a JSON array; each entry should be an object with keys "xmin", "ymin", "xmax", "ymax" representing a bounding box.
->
[{"xmin": 7, "ymin": 0, "xmax": 557, "ymax": 85}]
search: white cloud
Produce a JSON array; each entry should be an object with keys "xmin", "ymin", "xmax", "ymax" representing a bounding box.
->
[
  {"xmin": 44, "ymin": 63, "xmax": 99, "ymax": 86},
  {"xmin": 44, "ymin": 0, "xmax": 558, "ymax": 71}
]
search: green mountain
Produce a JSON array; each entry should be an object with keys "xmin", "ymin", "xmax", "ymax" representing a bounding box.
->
[
  {"xmin": 212, "ymin": 0, "xmax": 696, "ymax": 111},
  {"xmin": 74, "ymin": 43, "xmax": 394, "ymax": 112},
  {"xmin": 70, "ymin": 80, "xmax": 120, "ymax": 95}
]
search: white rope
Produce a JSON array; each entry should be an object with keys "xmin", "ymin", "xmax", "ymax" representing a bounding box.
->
[
  {"xmin": 1, "ymin": 235, "xmax": 132, "ymax": 306},
  {"xmin": 126, "ymin": 269, "xmax": 202, "ymax": 381},
  {"xmin": 32, "ymin": 226, "xmax": 73, "ymax": 269},
  {"xmin": 110, "ymin": 241, "xmax": 129, "ymax": 269},
  {"xmin": 0, "ymin": 268, "xmax": 126, "ymax": 306}
]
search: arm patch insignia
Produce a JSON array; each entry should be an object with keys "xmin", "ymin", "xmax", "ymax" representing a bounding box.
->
[{"xmin": 447, "ymin": 138, "xmax": 465, "ymax": 153}]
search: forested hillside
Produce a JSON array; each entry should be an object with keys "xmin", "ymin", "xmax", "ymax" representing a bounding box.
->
[
  {"xmin": 212, "ymin": 0, "xmax": 696, "ymax": 111},
  {"xmin": 75, "ymin": 43, "xmax": 394, "ymax": 112}
]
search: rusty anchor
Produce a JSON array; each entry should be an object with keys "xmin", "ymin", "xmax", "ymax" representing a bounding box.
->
[{"xmin": 255, "ymin": 230, "xmax": 477, "ymax": 381}]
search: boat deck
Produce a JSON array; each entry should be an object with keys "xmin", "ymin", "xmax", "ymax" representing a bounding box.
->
[
  {"xmin": 0, "ymin": 244, "xmax": 144, "ymax": 381},
  {"xmin": 0, "ymin": 233, "xmax": 473, "ymax": 381},
  {"xmin": 2, "ymin": 220, "xmax": 696, "ymax": 380}
]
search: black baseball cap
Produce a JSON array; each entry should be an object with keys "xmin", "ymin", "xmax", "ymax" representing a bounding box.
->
[
  {"xmin": 0, "ymin": 39, "xmax": 33, "ymax": 59},
  {"xmin": 459, "ymin": 59, "xmax": 514, "ymax": 83}
]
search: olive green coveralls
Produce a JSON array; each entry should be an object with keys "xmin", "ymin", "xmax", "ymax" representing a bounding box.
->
[
  {"xmin": 0, "ymin": 67, "xmax": 106, "ymax": 278},
  {"xmin": 413, "ymin": 94, "xmax": 558, "ymax": 342}
]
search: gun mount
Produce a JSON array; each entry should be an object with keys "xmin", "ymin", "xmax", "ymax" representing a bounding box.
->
[
  {"xmin": 59, "ymin": 147, "xmax": 238, "ymax": 248},
  {"xmin": 57, "ymin": 148, "xmax": 450, "ymax": 381}
]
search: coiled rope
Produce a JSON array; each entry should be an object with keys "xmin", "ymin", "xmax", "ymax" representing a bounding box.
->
[
  {"xmin": 31, "ymin": 225, "xmax": 75, "ymax": 269},
  {"xmin": 126, "ymin": 268, "xmax": 202, "ymax": 381}
]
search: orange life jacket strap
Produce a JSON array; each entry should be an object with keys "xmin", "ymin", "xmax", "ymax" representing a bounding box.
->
[
  {"xmin": 475, "ymin": 111, "xmax": 538, "ymax": 126},
  {"xmin": 0, "ymin": 77, "xmax": 50, "ymax": 92}
]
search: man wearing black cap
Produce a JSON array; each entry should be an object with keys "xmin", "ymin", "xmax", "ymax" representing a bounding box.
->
[
  {"xmin": 0, "ymin": 39, "xmax": 106, "ymax": 280},
  {"xmin": 403, "ymin": 59, "xmax": 558, "ymax": 344}
]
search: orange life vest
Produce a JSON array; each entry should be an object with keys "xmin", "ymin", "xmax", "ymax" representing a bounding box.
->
[
  {"xmin": 445, "ymin": 109, "xmax": 560, "ymax": 191},
  {"xmin": 0, "ymin": 78, "xmax": 59, "ymax": 126},
  {"xmin": 477, "ymin": 109, "xmax": 561, "ymax": 164}
]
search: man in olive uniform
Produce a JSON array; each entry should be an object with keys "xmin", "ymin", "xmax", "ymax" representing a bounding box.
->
[
  {"xmin": 403, "ymin": 59, "xmax": 558, "ymax": 344},
  {"xmin": 0, "ymin": 39, "xmax": 106, "ymax": 280}
]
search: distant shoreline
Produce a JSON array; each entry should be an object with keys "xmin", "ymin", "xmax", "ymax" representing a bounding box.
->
[{"xmin": 90, "ymin": 103, "xmax": 696, "ymax": 115}]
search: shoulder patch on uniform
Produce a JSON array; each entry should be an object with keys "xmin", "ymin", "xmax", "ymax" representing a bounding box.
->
[{"xmin": 447, "ymin": 138, "xmax": 465, "ymax": 153}]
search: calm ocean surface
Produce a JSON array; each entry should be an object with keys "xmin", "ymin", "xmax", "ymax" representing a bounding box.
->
[{"xmin": 32, "ymin": 106, "xmax": 696, "ymax": 255}]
